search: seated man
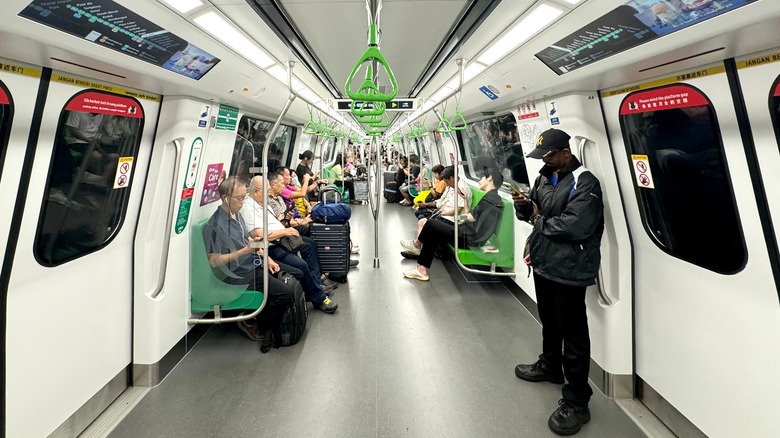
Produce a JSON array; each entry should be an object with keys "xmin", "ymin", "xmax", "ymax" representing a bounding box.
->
[
  {"xmin": 402, "ymin": 168, "xmax": 504, "ymax": 281},
  {"xmin": 204, "ymin": 176, "xmax": 293, "ymax": 351},
  {"xmin": 241, "ymin": 175, "xmax": 339, "ymax": 313}
]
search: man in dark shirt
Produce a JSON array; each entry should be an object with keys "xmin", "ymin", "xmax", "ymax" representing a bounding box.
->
[
  {"xmin": 402, "ymin": 168, "xmax": 504, "ymax": 281},
  {"xmin": 204, "ymin": 176, "xmax": 293, "ymax": 350},
  {"xmin": 399, "ymin": 154, "xmax": 421, "ymax": 205}
]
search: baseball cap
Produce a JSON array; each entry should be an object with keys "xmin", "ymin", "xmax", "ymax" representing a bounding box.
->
[{"xmin": 526, "ymin": 128, "xmax": 571, "ymax": 159}]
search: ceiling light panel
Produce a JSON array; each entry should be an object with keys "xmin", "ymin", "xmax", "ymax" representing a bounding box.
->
[
  {"xmin": 161, "ymin": 0, "xmax": 203, "ymax": 14},
  {"xmin": 477, "ymin": 4, "xmax": 563, "ymax": 66},
  {"xmin": 194, "ymin": 11, "xmax": 275, "ymax": 69}
]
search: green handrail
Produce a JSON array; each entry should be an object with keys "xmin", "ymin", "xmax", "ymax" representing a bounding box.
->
[
  {"xmin": 344, "ymin": 24, "xmax": 398, "ymax": 102},
  {"xmin": 351, "ymin": 100, "xmax": 386, "ymax": 116},
  {"xmin": 303, "ymin": 118, "xmax": 318, "ymax": 135},
  {"xmin": 450, "ymin": 106, "xmax": 467, "ymax": 131},
  {"xmin": 437, "ymin": 111, "xmax": 452, "ymax": 133},
  {"xmin": 355, "ymin": 113, "xmax": 384, "ymax": 124},
  {"xmin": 368, "ymin": 112, "xmax": 392, "ymax": 128}
]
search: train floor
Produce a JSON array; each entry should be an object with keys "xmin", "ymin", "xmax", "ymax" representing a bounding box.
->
[{"xmin": 108, "ymin": 202, "xmax": 646, "ymax": 438}]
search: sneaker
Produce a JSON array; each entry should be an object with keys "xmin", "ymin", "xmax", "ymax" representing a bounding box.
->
[
  {"xmin": 237, "ymin": 320, "xmax": 263, "ymax": 341},
  {"xmin": 400, "ymin": 239, "xmax": 420, "ymax": 254},
  {"xmin": 351, "ymin": 244, "xmax": 360, "ymax": 254},
  {"xmin": 349, "ymin": 259, "xmax": 359, "ymax": 268},
  {"xmin": 403, "ymin": 268, "xmax": 429, "ymax": 281},
  {"xmin": 321, "ymin": 282, "xmax": 334, "ymax": 296},
  {"xmin": 514, "ymin": 359, "xmax": 564, "ymax": 384},
  {"xmin": 548, "ymin": 399, "xmax": 590, "ymax": 436},
  {"xmin": 317, "ymin": 297, "xmax": 338, "ymax": 314},
  {"xmin": 322, "ymin": 277, "xmax": 339, "ymax": 289}
]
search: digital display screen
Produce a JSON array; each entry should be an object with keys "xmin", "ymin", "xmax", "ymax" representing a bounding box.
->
[
  {"xmin": 536, "ymin": 0, "xmax": 758, "ymax": 75},
  {"xmin": 19, "ymin": 0, "xmax": 220, "ymax": 80}
]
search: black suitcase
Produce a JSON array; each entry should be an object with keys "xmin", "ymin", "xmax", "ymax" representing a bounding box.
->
[
  {"xmin": 277, "ymin": 272, "xmax": 307, "ymax": 346},
  {"xmin": 309, "ymin": 222, "xmax": 350, "ymax": 278}
]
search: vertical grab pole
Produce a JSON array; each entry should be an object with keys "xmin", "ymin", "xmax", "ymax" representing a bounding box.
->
[{"xmin": 372, "ymin": 136, "xmax": 381, "ymax": 267}]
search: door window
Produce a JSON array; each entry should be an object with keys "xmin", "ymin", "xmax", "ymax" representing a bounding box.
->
[
  {"xmin": 619, "ymin": 84, "xmax": 745, "ymax": 273},
  {"xmin": 35, "ymin": 90, "xmax": 144, "ymax": 266},
  {"xmin": 456, "ymin": 113, "xmax": 528, "ymax": 190}
]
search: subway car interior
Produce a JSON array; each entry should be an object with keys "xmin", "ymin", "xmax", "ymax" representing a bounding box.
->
[{"xmin": 2, "ymin": 0, "xmax": 780, "ymax": 437}]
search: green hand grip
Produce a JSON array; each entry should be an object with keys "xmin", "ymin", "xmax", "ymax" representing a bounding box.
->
[
  {"xmin": 351, "ymin": 100, "xmax": 386, "ymax": 116},
  {"xmin": 437, "ymin": 112, "xmax": 452, "ymax": 133},
  {"xmin": 344, "ymin": 37, "xmax": 399, "ymax": 102},
  {"xmin": 355, "ymin": 113, "xmax": 384, "ymax": 124},
  {"xmin": 303, "ymin": 120, "xmax": 318, "ymax": 135},
  {"xmin": 450, "ymin": 110, "xmax": 467, "ymax": 131}
]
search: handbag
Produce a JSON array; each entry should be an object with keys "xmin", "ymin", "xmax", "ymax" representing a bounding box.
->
[{"xmin": 278, "ymin": 234, "xmax": 304, "ymax": 253}]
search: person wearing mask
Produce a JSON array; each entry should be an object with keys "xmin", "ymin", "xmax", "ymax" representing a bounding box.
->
[{"xmin": 512, "ymin": 128, "xmax": 604, "ymax": 436}]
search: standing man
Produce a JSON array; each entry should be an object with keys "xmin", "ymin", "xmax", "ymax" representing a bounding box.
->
[{"xmin": 512, "ymin": 129, "xmax": 604, "ymax": 436}]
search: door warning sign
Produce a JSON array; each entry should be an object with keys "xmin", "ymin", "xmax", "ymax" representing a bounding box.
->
[
  {"xmin": 631, "ymin": 154, "xmax": 655, "ymax": 189},
  {"xmin": 113, "ymin": 156, "xmax": 134, "ymax": 189}
]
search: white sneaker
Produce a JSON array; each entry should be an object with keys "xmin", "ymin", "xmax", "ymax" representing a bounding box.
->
[
  {"xmin": 400, "ymin": 239, "xmax": 420, "ymax": 254},
  {"xmin": 351, "ymin": 245, "xmax": 360, "ymax": 254},
  {"xmin": 403, "ymin": 268, "xmax": 429, "ymax": 281}
]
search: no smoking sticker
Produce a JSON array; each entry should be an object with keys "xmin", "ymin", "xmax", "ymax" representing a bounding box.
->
[
  {"xmin": 114, "ymin": 156, "xmax": 134, "ymax": 189},
  {"xmin": 631, "ymin": 154, "xmax": 655, "ymax": 189}
]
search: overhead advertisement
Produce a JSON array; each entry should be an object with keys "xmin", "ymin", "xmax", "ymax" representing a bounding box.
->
[
  {"xmin": 536, "ymin": 0, "xmax": 758, "ymax": 75},
  {"xmin": 19, "ymin": 0, "xmax": 220, "ymax": 80}
]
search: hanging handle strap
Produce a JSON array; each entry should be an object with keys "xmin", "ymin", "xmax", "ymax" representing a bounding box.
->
[{"xmin": 345, "ymin": 24, "xmax": 398, "ymax": 102}]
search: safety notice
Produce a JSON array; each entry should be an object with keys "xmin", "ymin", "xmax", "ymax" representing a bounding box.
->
[
  {"xmin": 113, "ymin": 156, "xmax": 134, "ymax": 189},
  {"xmin": 631, "ymin": 154, "xmax": 654, "ymax": 189}
]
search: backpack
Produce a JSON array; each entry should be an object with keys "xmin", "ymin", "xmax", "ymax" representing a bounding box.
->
[
  {"xmin": 384, "ymin": 181, "xmax": 400, "ymax": 203},
  {"xmin": 319, "ymin": 184, "xmax": 342, "ymax": 204},
  {"xmin": 310, "ymin": 202, "xmax": 351, "ymax": 223},
  {"xmin": 277, "ymin": 272, "xmax": 307, "ymax": 346}
]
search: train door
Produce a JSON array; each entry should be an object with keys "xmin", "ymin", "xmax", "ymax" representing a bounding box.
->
[
  {"xmin": 602, "ymin": 63, "xmax": 780, "ymax": 437},
  {"xmin": 4, "ymin": 67, "xmax": 159, "ymax": 437}
]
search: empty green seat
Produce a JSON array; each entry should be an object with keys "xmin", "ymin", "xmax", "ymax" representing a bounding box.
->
[{"xmin": 190, "ymin": 220, "xmax": 264, "ymax": 313}]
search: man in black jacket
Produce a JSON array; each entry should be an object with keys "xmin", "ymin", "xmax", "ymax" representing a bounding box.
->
[{"xmin": 512, "ymin": 128, "xmax": 604, "ymax": 436}]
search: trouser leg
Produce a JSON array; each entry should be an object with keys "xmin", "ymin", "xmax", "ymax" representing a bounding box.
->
[
  {"xmin": 533, "ymin": 273, "xmax": 563, "ymax": 369},
  {"xmin": 416, "ymin": 218, "xmax": 454, "ymax": 269},
  {"xmin": 297, "ymin": 239, "xmax": 323, "ymax": 280},
  {"xmin": 555, "ymin": 282, "xmax": 592, "ymax": 406},
  {"xmin": 270, "ymin": 247, "xmax": 326, "ymax": 305}
]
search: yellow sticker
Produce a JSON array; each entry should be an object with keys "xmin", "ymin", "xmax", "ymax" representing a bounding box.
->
[
  {"xmin": 0, "ymin": 61, "xmax": 42, "ymax": 78},
  {"xmin": 51, "ymin": 73, "xmax": 160, "ymax": 102},
  {"xmin": 736, "ymin": 52, "xmax": 780, "ymax": 70},
  {"xmin": 602, "ymin": 66, "xmax": 726, "ymax": 98}
]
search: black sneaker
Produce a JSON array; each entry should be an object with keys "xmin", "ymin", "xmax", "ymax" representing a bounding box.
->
[
  {"xmin": 321, "ymin": 282, "xmax": 334, "ymax": 296},
  {"xmin": 514, "ymin": 359, "xmax": 564, "ymax": 384},
  {"xmin": 322, "ymin": 277, "xmax": 339, "ymax": 289},
  {"xmin": 548, "ymin": 399, "xmax": 590, "ymax": 436},
  {"xmin": 349, "ymin": 259, "xmax": 359, "ymax": 268}
]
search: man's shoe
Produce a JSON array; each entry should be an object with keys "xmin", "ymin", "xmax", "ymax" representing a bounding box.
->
[
  {"xmin": 400, "ymin": 250, "xmax": 420, "ymax": 259},
  {"xmin": 548, "ymin": 399, "xmax": 590, "ymax": 436},
  {"xmin": 403, "ymin": 268, "xmax": 429, "ymax": 282},
  {"xmin": 237, "ymin": 320, "xmax": 263, "ymax": 341},
  {"xmin": 349, "ymin": 259, "xmax": 359, "ymax": 268},
  {"xmin": 321, "ymin": 282, "xmax": 334, "ymax": 296},
  {"xmin": 317, "ymin": 297, "xmax": 338, "ymax": 314},
  {"xmin": 400, "ymin": 239, "xmax": 421, "ymax": 255},
  {"xmin": 322, "ymin": 277, "xmax": 339, "ymax": 289},
  {"xmin": 514, "ymin": 359, "xmax": 564, "ymax": 384}
]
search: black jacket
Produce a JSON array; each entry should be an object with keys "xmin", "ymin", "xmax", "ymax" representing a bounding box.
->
[
  {"xmin": 515, "ymin": 158, "xmax": 604, "ymax": 286},
  {"xmin": 461, "ymin": 189, "xmax": 503, "ymax": 247}
]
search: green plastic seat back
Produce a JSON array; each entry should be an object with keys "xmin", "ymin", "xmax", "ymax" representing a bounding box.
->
[
  {"xmin": 190, "ymin": 220, "xmax": 264, "ymax": 313},
  {"xmin": 450, "ymin": 186, "xmax": 515, "ymax": 268}
]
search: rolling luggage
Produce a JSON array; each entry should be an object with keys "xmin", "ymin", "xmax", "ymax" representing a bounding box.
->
[
  {"xmin": 319, "ymin": 184, "xmax": 342, "ymax": 203},
  {"xmin": 309, "ymin": 222, "xmax": 350, "ymax": 279},
  {"xmin": 277, "ymin": 272, "xmax": 307, "ymax": 346},
  {"xmin": 353, "ymin": 179, "xmax": 369, "ymax": 202}
]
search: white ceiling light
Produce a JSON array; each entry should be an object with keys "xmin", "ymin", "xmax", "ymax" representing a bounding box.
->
[
  {"xmin": 445, "ymin": 62, "xmax": 488, "ymax": 90},
  {"xmin": 557, "ymin": 0, "xmax": 583, "ymax": 4},
  {"xmin": 477, "ymin": 4, "xmax": 563, "ymax": 66},
  {"xmin": 161, "ymin": 0, "xmax": 203, "ymax": 13},
  {"xmin": 194, "ymin": 11, "xmax": 275, "ymax": 69},
  {"xmin": 428, "ymin": 86, "xmax": 455, "ymax": 105}
]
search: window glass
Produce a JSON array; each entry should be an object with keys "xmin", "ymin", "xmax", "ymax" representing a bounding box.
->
[
  {"xmin": 619, "ymin": 84, "xmax": 745, "ymax": 273},
  {"xmin": 0, "ymin": 81, "xmax": 13, "ymax": 181},
  {"xmin": 229, "ymin": 115, "xmax": 295, "ymax": 181},
  {"xmin": 456, "ymin": 113, "xmax": 527, "ymax": 189},
  {"xmin": 35, "ymin": 90, "xmax": 144, "ymax": 266}
]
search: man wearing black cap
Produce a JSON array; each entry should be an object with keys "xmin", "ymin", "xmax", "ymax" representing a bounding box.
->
[{"xmin": 512, "ymin": 128, "xmax": 604, "ymax": 436}]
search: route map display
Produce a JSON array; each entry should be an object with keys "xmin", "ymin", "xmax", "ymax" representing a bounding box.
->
[
  {"xmin": 536, "ymin": 0, "xmax": 757, "ymax": 75},
  {"xmin": 19, "ymin": 0, "xmax": 220, "ymax": 80}
]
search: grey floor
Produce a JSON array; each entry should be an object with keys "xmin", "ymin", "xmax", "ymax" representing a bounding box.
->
[{"xmin": 110, "ymin": 203, "xmax": 645, "ymax": 438}]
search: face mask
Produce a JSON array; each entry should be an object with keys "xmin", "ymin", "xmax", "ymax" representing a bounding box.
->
[{"xmin": 291, "ymin": 176, "xmax": 300, "ymax": 186}]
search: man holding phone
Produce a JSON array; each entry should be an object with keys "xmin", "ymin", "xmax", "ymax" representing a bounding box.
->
[{"xmin": 512, "ymin": 128, "xmax": 604, "ymax": 436}]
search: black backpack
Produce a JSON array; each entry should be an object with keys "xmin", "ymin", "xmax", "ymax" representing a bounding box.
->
[{"xmin": 277, "ymin": 272, "xmax": 308, "ymax": 346}]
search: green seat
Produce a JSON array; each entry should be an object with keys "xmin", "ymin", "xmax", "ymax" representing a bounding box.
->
[
  {"xmin": 191, "ymin": 220, "xmax": 264, "ymax": 313},
  {"xmin": 449, "ymin": 186, "xmax": 515, "ymax": 269}
]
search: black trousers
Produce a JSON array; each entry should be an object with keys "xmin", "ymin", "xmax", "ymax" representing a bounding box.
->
[
  {"xmin": 534, "ymin": 272, "xmax": 593, "ymax": 407},
  {"xmin": 233, "ymin": 268, "xmax": 294, "ymax": 334},
  {"xmin": 417, "ymin": 218, "xmax": 469, "ymax": 269}
]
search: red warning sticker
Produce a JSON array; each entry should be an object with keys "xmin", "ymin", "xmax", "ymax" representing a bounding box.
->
[
  {"xmin": 65, "ymin": 91, "xmax": 143, "ymax": 118},
  {"xmin": 620, "ymin": 85, "xmax": 709, "ymax": 115}
]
